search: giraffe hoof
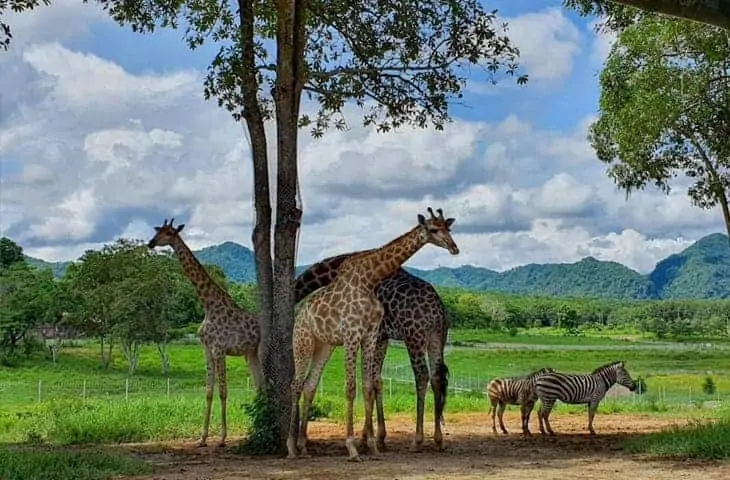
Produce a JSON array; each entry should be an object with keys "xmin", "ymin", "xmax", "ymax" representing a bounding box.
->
[
  {"xmin": 347, "ymin": 454, "xmax": 363, "ymax": 462},
  {"xmin": 196, "ymin": 441, "xmax": 207, "ymax": 448}
]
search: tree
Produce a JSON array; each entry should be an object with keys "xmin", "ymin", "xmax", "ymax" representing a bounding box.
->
[
  {"xmin": 564, "ymin": 0, "xmax": 730, "ymax": 31},
  {"xmin": 589, "ymin": 15, "xmax": 730, "ymax": 237},
  {"xmin": 0, "ymin": 237, "xmax": 24, "ymax": 269},
  {"xmin": 94, "ymin": 0, "xmax": 527, "ymax": 451},
  {"xmin": 0, "ymin": 262, "xmax": 56, "ymax": 358}
]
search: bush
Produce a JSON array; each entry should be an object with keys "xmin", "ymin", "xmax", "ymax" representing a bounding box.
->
[{"xmin": 702, "ymin": 376, "xmax": 717, "ymax": 395}]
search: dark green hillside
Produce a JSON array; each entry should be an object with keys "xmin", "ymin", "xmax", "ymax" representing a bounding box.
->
[
  {"xmin": 492, "ymin": 256, "xmax": 655, "ymax": 299},
  {"xmin": 193, "ymin": 241, "xmax": 258, "ymax": 284},
  {"xmin": 651, "ymin": 233, "xmax": 730, "ymax": 299},
  {"xmin": 24, "ymin": 256, "xmax": 71, "ymax": 278},
  {"xmin": 19, "ymin": 232, "xmax": 730, "ymax": 300}
]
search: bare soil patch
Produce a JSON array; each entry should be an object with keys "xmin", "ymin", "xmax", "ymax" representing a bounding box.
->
[{"xmin": 121, "ymin": 411, "xmax": 730, "ymax": 480}]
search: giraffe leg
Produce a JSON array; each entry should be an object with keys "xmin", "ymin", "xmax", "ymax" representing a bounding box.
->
[
  {"xmin": 287, "ymin": 326, "xmax": 314, "ymax": 459},
  {"xmin": 407, "ymin": 341, "xmax": 429, "ymax": 451},
  {"xmin": 215, "ymin": 356, "xmax": 228, "ymax": 448},
  {"xmin": 245, "ymin": 349, "xmax": 264, "ymax": 390},
  {"xmin": 360, "ymin": 331, "xmax": 382, "ymax": 459},
  {"xmin": 297, "ymin": 344, "xmax": 334, "ymax": 457},
  {"xmin": 427, "ymin": 335, "xmax": 448, "ymax": 450},
  {"xmin": 344, "ymin": 341, "xmax": 362, "ymax": 462},
  {"xmin": 198, "ymin": 349, "xmax": 215, "ymax": 448},
  {"xmin": 360, "ymin": 334, "xmax": 388, "ymax": 451}
]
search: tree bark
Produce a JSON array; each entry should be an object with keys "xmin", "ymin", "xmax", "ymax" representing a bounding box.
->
[
  {"xmin": 268, "ymin": 0, "xmax": 307, "ymax": 444},
  {"xmin": 609, "ymin": 0, "xmax": 730, "ymax": 29},
  {"xmin": 237, "ymin": 0, "xmax": 274, "ymax": 371}
]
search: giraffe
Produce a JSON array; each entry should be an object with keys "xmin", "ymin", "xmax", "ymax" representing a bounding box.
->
[
  {"xmin": 146, "ymin": 218, "xmax": 264, "ymax": 448},
  {"xmin": 294, "ymin": 253, "xmax": 450, "ymax": 452},
  {"xmin": 287, "ymin": 207, "xmax": 459, "ymax": 462}
]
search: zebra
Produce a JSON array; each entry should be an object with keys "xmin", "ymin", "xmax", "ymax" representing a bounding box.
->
[
  {"xmin": 535, "ymin": 360, "xmax": 637, "ymax": 436},
  {"xmin": 486, "ymin": 367, "xmax": 556, "ymax": 436}
]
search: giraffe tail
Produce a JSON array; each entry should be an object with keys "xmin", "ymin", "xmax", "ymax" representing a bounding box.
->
[{"xmin": 436, "ymin": 359, "xmax": 450, "ymax": 426}]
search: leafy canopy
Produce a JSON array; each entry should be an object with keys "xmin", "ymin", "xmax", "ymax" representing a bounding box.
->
[
  {"xmin": 93, "ymin": 0, "xmax": 527, "ymax": 136},
  {"xmin": 590, "ymin": 15, "xmax": 730, "ymax": 223}
]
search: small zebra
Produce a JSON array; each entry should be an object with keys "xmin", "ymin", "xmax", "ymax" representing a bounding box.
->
[
  {"xmin": 487, "ymin": 367, "xmax": 556, "ymax": 436},
  {"xmin": 535, "ymin": 360, "xmax": 637, "ymax": 436}
]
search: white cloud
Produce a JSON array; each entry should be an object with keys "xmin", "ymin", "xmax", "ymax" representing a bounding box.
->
[
  {"xmin": 588, "ymin": 19, "xmax": 618, "ymax": 68},
  {"xmin": 2, "ymin": 3, "xmax": 726, "ymax": 276},
  {"xmin": 503, "ymin": 8, "xmax": 582, "ymax": 83}
]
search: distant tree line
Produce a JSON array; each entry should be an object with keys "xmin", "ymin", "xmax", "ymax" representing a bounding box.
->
[{"xmin": 2, "ymin": 236, "xmax": 730, "ymax": 372}]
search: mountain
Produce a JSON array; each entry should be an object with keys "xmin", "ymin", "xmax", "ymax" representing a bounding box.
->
[
  {"xmin": 650, "ymin": 233, "xmax": 730, "ymax": 299},
  {"xmin": 23, "ymin": 233, "xmax": 730, "ymax": 299}
]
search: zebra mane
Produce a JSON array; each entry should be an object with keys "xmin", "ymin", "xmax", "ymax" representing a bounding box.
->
[
  {"xmin": 525, "ymin": 366, "xmax": 554, "ymax": 378},
  {"xmin": 591, "ymin": 360, "xmax": 623, "ymax": 375}
]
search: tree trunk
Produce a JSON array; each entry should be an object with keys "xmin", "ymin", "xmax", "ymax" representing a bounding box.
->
[
  {"xmin": 719, "ymin": 187, "xmax": 730, "ymax": 239},
  {"xmin": 266, "ymin": 0, "xmax": 308, "ymax": 445},
  {"xmin": 609, "ymin": 0, "xmax": 730, "ymax": 29}
]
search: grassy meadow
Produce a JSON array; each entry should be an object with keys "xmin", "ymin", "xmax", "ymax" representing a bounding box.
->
[
  {"xmin": 1, "ymin": 327, "xmax": 730, "ymax": 478},
  {"xmin": 1, "ymin": 328, "xmax": 729, "ymax": 446}
]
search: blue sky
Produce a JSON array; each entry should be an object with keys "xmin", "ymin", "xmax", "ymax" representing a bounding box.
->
[{"xmin": 0, "ymin": 0, "xmax": 724, "ymax": 273}]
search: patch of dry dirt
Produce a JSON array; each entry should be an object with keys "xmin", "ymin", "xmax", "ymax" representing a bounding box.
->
[{"xmin": 120, "ymin": 411, "xmax": 730, "ymax": 480}]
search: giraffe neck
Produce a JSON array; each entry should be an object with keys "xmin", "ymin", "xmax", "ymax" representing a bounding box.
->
[
  {"xmin": 170, "ymin": 237, "xmax": 229, "ymax": 305},
  {"xmin": 357, "ymin": 226, "xmax": 426, "ymax": 288},
  {"xmin": 294, "ymin": 248, "xmax": 381, "ymax": 302}
]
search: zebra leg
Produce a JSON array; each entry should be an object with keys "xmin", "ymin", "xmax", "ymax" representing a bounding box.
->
[
  {"xmin": 497, "ymin": 402, "xmax": 508, "ymax": 434},
  {"xmin": 489, "ymin": 399, "xmax": 498, "ymax": 434},
  {"xmin": 587, "ymin": 401, "xmax": 599, "ymax": 435},
  {"xmin": 539, "ymin": 400, "xmax": 556, "ymax": 436},
  {"xmin": 521, "ymin": 400, "xmax": 535, "ymax": 436}
]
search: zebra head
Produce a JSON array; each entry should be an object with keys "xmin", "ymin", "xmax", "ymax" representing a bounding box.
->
[{"xmin": 598, "ymin": 361, "xmax": 636, "ymax": 391}]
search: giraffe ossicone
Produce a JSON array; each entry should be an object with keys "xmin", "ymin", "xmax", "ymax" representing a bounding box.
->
[
  {"xmin": 286, "ymin": 207, "xmax": 459, "ymax": 462},
  {"xmin": 147, "ymin": 217, "xmax": 263, "ymax": 449}
]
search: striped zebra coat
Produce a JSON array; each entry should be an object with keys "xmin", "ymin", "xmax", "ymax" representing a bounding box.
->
[
  {"xmin": 487, "ymin": 367, "xmax": 555, "ymax": 436},
  {"xmin": 535, "ymin": 360, "xmax": 637, "ymax": 435}
]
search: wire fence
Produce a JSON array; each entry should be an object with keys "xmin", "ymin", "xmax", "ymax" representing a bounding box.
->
[{"xmin": 2, "ymin": 370, "xmax": 727, "ymax": 411}]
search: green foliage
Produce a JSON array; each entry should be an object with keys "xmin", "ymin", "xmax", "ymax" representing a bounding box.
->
[
  {"xmin": 625, "ymin": 418, "xmax": 730, "ymax": 459},
  {"xmin": 0, "ymin": 262, "xmax": 57, "ymax": 359},
  {"xmin": 237, "ymin": 388, "xmax": 285, "ymax": 455},
  {"xmin": 591, "ymin": 14, "xmax": 730, "ymax": 234},
  {"xmin": 702, "ymin": 376, "xmax": 717, "ymax": 395},
  {"xmin": 0, "ymin": 236, "xmax": 24, "ymax": 268},
  {"xmin": 635, "ymin": 376, "xmax": 648, "ymax": 394},
  {"xmin": 0, "ymin": 446, "xmax": 151, "ymax": 480}
]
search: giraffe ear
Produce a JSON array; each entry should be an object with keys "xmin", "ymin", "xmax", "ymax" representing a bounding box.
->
[
  {"xmin": 176, "ymin": 224, "xmax": 185, "ymax": 233},
  {"xmin": 153, "ymin": 226, "xmax": 161, "ymax": 232},
  {"xmin": 417, "ymin": 214, "xmax": 426, "ymax": 225},
  {"xmin": 445, "ymin": 218, "xmax": 455, "ymax": 228}
]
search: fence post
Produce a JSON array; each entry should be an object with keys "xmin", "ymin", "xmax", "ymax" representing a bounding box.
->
[
  {"xmin": 389, "ymin": 378, "xmax": 392, "ymax": 398},
  {"xmin": 166, "ymin": 378, "xmax": 171, "ymax": 398},
  {"xmin": 37, "ymin": 379, "xmax": 42, "ymax": 403},
  {"xmin": 125, "ymin": 378, "xmax": 129, "ymax": 402},
  {"xmin": 247, "ymin": 377, "xmax": 250, "ymax": 391},
  {"xmin": 83, "ymin": 380, "xmax": 87, "ymax": 399}
]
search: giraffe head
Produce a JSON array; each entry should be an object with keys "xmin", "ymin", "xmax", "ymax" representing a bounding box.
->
[
  {"xmin": 417, "ymin": 207, "xmax": 459, "ymax": 255},
  {"xmin": 147, "ymin": 217, "xmax": 186, "ymax": 249}
]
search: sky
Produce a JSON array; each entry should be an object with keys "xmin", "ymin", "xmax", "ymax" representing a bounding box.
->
[{"xmin": 0, "ymin": 0, "xmax": 724, "ymax": 274}]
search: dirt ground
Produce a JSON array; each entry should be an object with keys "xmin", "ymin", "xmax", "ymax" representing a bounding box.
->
[{"xmin": 122, "ymin": 411, "xmax": 730, "ymax": 480}]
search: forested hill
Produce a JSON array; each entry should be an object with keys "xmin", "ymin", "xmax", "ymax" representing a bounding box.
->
[{"xmin": 25, "ymin": 233, "xmax": 730, "ymax": 299}]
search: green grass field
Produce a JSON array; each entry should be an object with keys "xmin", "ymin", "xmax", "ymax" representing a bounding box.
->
[{"xmin": 1, "ymin": 328, "xmax": 729, "ymax": 478}]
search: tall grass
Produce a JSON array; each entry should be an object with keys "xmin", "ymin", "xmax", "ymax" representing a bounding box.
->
[
  {"xmin": 625, "ymin": 416, "xmax": 730, "ymax": 459},
  {"xmin": 0, "ymin": 447, "xmax": 151, "ymax": 480}
]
